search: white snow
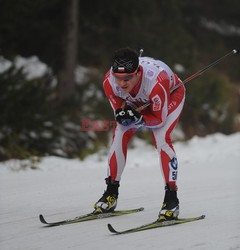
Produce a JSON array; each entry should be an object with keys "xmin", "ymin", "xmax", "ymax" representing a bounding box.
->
[
  {"xmin": 201, "ymin": 18, "xmax": 240, "ymax": 36},
  {"xmin": 174, "ymin": 63, "xmax": 185, "ymax": 73},
  {"xmin": 74, "ymin": 65, "xmax": 90, "ymax": 84},
  {"xmin": 0, "ymin": 55, "xmax": 95, "ymax": 87},
  {"xmin": 0, "ymin": 55, "xmax": 49, "ymax": 80},
  {"xmin": 0, "ymin": 132, "xmax": 240, "ymax": 250},
  {"xmin": 0, "ymin": 56, "xmax": 12, "ymax": 73},
  {"xmin": 14, "ymin": 56, "xmax": 49, "ymax": 80}
]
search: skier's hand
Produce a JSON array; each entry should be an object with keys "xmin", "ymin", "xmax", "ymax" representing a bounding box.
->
[{"xmin": 115, "ymin": 105, "xmax": 143, "ymax": 126}]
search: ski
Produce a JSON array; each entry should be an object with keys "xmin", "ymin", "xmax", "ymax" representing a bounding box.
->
[
  {"xmin": 108, "ymin": 214, "xmax": 205, "ymax": 234},
  {"xmin": 39, "ymin": 207, "xmax": 144, "ymax": 227}
]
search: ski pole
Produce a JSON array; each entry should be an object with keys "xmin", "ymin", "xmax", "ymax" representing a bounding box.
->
[
  {"xmin": 171, "ymin": 48, "xmax": 239, "ymax": 92},
  {"xmin": 137, "ymin": 48, "xmax": 239, "ymax": 112}
]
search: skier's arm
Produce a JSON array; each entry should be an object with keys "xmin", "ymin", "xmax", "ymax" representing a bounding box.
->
[
  {"xmin": 142, "ymin": 71, "xmax": 171, "ymax": 128},
  {"xmin": 103, "ymin": 78, "xmax": 124, "ymax": 111}
]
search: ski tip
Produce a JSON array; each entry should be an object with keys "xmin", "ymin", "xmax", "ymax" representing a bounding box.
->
[
  {"xmin": 139, "ymin": 207, "xmax": 144, "ymax": 211},
  {"xmin": 39, "ymin": 214, "xmax": 48, "ymax": 224},
  {"xmin": 201, "ymin": 214, "xmax": 206, "ymax": 219},
  {"xmin": 107, "ymin": 223, "xmax": 118, "ymax": 234}
]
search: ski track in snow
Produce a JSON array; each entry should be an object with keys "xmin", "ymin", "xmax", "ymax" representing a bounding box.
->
[{"xmin": 0, "ymin": 133, "xmax": 240, "ymax": 250}]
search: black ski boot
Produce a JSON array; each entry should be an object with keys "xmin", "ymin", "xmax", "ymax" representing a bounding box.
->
[
  {"xmin": 158, "ymin": 184, "xmax": 179, "ymax": 221},
  {"xmin": 94, "ymin": 177, "xmax": 119, "ymax": 213}
]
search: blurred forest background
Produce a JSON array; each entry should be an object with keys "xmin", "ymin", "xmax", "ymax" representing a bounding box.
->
[{"xmin": 0, "ymin": 0, "xmax": 239, "ymax": 162}]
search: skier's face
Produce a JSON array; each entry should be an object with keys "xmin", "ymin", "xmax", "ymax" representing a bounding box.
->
[{"xmin": 113, "ymin": 71, "xmax": 141, "ymax": 93}]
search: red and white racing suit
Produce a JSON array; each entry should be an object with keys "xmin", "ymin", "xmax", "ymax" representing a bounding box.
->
[{"xmin": 103, "ymin": 57, "xmax": 185, "ymax": 188}]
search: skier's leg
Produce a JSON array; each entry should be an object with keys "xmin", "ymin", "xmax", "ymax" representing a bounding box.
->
[
  {"xmin": 107, "ymin": 124, "xmax": 136, "ymax": 181},
  {"xmin": 152, "ymin": 85, "xmax": 185, "ymax": 220},
  {"xmin": 94, "ymin": 124, "xmax": 136, "ymax": 212}
]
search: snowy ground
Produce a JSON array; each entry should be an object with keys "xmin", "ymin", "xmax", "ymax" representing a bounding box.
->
[{"xmin": 0, "ymin": 133, "xmax": 240, "ymax": 250}]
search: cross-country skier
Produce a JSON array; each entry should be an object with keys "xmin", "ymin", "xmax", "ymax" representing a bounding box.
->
[{"xmin": 94, "ymin": 47, "xmax": 185, "ymax": 221}]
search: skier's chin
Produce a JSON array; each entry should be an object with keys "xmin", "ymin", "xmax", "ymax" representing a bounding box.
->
[{"xmin": 121, "ymin": 86, "xmax": 131, "ymax": 93}]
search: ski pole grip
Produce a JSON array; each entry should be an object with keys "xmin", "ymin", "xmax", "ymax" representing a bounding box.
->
[{"xmin": 136, "ymin": 102, "xmax": 150, "ymax": 112}]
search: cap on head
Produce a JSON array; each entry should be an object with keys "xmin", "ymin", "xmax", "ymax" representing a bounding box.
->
[{"xmin": 112, "ymin": 48, "xmax": 139, "ymax": 74}]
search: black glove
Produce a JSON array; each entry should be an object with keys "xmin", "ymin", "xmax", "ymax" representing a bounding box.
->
[{"xmin": 115, "ymin": 105, "xmax": 143, "ymax": 126}]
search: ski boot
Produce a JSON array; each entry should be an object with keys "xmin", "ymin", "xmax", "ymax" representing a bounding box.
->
[
  {"xmin": 94, "ymin": 177, "xmax": 119, "ymax": 213},
  {"xmin": 158, "ymin": 184, "xmax": 179, "ymax": 221}
]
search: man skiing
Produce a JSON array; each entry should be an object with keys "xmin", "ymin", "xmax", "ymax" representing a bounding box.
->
[{"xmin": 94, "ymin": 47, "xmax": 185, "ymax": 221}]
